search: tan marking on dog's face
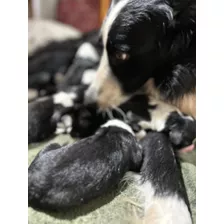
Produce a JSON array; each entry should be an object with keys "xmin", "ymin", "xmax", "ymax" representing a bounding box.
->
[
  {"xmin": 85, "ymin": 50, "xmax": 130, "ymax": 109},
  {"xmin": 171, "ymin": 92, "xmax": 196, "ymax": 118},
  {"xmin": 84, "ymin": 0, "xmax": 131, "ymax": 110},
  {"xmin": 144, "ymin": 78, "xmax": 161, "ymax": 100},
  {"xmin": 98, "ymin": 74, "xmax": 129, "ymax": 109},
  {"xmin": 144, "ymin": 79, "xmax": 196, "ymax": 118}
]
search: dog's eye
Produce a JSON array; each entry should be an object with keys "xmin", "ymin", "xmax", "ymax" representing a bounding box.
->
[{"xmin": 115, "ymin": 52, "xmax": 130, "ymax": 61}]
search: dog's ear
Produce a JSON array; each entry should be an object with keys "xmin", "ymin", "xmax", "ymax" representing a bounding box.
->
[{"xmin": 167, "ymin": 1, "xmax": 196, "ymax": 57}]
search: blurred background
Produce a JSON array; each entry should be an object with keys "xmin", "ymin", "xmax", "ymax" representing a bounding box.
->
[
  {"xmin": 29, "ymin": 0, "xmax": 110, "ymax": 32},
  {"xmin": 28, "ymin": 0, "xmax": 111, "ymax": 101}
]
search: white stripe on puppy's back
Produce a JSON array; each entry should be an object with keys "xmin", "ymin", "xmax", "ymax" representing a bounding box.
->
[{"xmin": 102, "ymin": 0, "xmax": 129, "ymax": 46}]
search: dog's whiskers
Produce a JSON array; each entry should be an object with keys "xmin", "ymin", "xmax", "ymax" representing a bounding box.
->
[
  {"xmin": 106, "ymin": 109, "xmax": 114, "ymax": 120},
  {"xmin": 112, "ymin": 106, "xmax": 127, "ymax": 122},
  {"xmin": 101, "ymin": 110, "xmax": 106, "ymax": 119}
]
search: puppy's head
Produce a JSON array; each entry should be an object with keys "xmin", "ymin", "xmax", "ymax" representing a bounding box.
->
[{"xmin": 85, "ymin": 0, "xmax": 175, "ymax": 109}]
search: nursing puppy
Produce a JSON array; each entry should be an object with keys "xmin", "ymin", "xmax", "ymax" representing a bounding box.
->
[
  {"xmin": 28, "ymin": 120, "xmax": 142, "ymax": 210},
  {"xmin": 28, "ymin": 86, "xmax": 86, "ymax": 143},
  {"xmin": 72, "ymin": 94, "xmax": 196, "ymax": 148},
  {"xmin": 85, "ymin": 0, "xmax": 196, "ymax": 118},
  {"xmin": 128, "ymin": 132, "xmax": 192, "ymax": 224}
]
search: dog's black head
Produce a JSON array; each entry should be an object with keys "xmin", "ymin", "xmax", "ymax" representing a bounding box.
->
[{"xmin": 85, "ymin": 0, "xmax": 195, "ymax": 109}]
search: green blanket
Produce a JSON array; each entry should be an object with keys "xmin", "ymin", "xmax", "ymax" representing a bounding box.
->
[{"xmin": 28, "ymin": 135, "xmax": 196, "ymax": 224}]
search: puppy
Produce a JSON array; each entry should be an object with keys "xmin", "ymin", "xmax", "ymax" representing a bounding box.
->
[
  {"xmin": 28, "ymin": 96, "xmax": 56, "ymax": 144},
  {"xmin": 28, "ymin": 29, "xmax": 102, "ymax": 97},
  {"xmin": 28, "ymin": 86, "xmax": 86, "ymax": 143},
  {"xmin": 71, "ymin": 94, "xmax": 196, "ymax": 148},
  {"xmin": 132, "ymin": 98, "xmax": 196, "ymax": 149},
  {"xmin": 58, "ymin": 42, "xmax": 100, "ymax": 91},
  {"xmin": 85, "ymin": 0, "xmax": 196, "ymax": 117},
  {"xmin": 70, "ymin": 103, "xmax": 106, "ymax": 138},
  {"xmin": 127, "ymin": 132, "xmax": 192, "ymax": 224},
  {"xmin": 28, "ymin": 120, "xmax": 142, "ymax": 210}
]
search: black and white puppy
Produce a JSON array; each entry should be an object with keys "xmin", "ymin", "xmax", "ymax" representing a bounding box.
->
[
  {"xmin": 85, "ymin": 0, "xmax": 196, "ymax": 117},
  {"xmin": 28, "ymin": 86, "xmax": 86, "ymax": 143},
  {"xmin": 28, "ymin": 96, "xmax": 57, "ymax": 144},
  {"xmin": 58, "ymin": 42, "xmax": 100, "ymax": 91},
  {"xmin": 71, "ymin": 94, "xmax": 196, "ymax": 151},
  {"xmin": 131, "ymin": 98, "xmax": 196, "ymax": 149},
  {"xmin": 28, "ymin": 29, "xmax": 102, "ymax": 98},
  {"xmin": 127, "ymin": 132, "xmax": 192, "ymax": 224},
  {"xmin": 28, "ymin": 120, "xmax": 142, "ymax": 210}
]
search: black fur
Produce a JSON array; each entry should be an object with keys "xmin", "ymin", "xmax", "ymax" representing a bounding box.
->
[
  {"xmin": 106, "ymin": 0, "xmax": 195, "ymax": 100},
  {"xmin": 70, "ymin": 104, "xmax": 106, "ymax": 138},
  {"xmin": 59, "ymin": 58, "xmax": 98, "ymax": 91},
  {"xmin": 28, "ymin": 97, "xmax": 56, "ymax": 144},
  {"xmin": 28, "ymin": 30, "xmax": 102, "ymax": 97},
  {"xmin": 28, "ymin": 86, "xmax": 87, "ymax": 143},
  {"xmin": 71, "ymin": 94, "xmax": 150, "ymax": 138},
  {"xmin": 28, "ymin": 121, "xmax": 142, "ymax": 210},
  {"xmin": 139, "ymin": 132, "xmax": 191, "ymax": 212},
  {"xmin": 164, "ymin": 112, "xmax": 196, "ymax": 149}
]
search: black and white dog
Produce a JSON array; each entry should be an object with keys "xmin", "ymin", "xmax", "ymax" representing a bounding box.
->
[
  {"xmin": 28, "ymin": 1, "xmax": 196, "ymax": 220},
  {"xmin": 29, "ymin": 90, "xmax": 196, "ymax": 148},
  {"xmin": 85, "ymin": 0, "xmax": 196, "ymax": 118}
]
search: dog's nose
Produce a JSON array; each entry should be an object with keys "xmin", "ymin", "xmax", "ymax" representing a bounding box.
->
[{"xmin": 84, "ymin": 87, "xmax": 98, "ymax": 105}]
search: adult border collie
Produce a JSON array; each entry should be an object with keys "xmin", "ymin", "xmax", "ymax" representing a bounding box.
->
[{"xmin": 85, "ymin": 0, "xmax": 196, "ymax": 118}]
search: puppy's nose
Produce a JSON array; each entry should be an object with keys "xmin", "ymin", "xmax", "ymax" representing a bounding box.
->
[{"xmin": 84, "ymin": 87, "xmax": 98, "ymax": 105}]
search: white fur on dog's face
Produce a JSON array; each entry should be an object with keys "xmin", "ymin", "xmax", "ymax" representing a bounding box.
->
[
  {"xmin": 85, "ymin": 0, "xmax": 130, "ymax": 109},
  {"xmin": 85, "ymin": 49, "xmax": 130, "ymax": 109},
  {"xmin": 85, "ymin": 0, "xmax": 174, "ymax": 110},
  {"xmin": 85, "ymin": 0, "xmax": 194, "ymax": 112}
]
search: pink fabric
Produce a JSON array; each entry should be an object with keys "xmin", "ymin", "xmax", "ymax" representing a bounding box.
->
[
  {"xmin": 57, "ymin": 0, "xmax": 100, "ymax": 33},
  {"xmin": 178, "ymin": 144, "xmax": 195, "ymax": 153}
]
